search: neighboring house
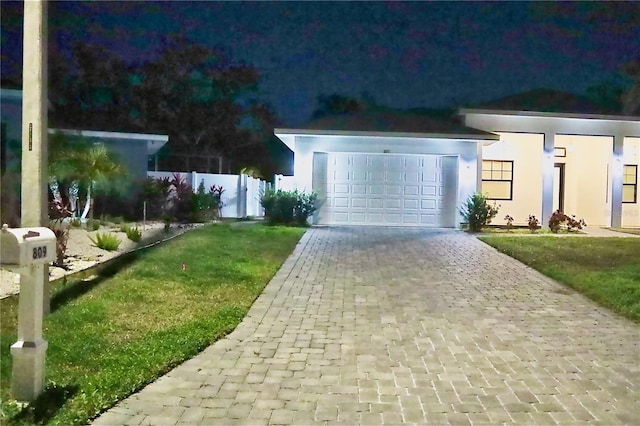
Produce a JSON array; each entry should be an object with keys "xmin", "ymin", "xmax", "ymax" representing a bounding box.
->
[
  {"xmin": 1, "ymin": 88, "xmax": 168, "ymax": 180},
  {"xmin": 275, "ymin": 91, "xmax": 640, "ymax": 228}
]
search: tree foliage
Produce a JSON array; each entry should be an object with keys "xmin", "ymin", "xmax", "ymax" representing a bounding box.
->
[
  {"xmin": 621, "ymin": 58, "xmax": 640, "ymax": 115},
  {"xmin": 49, "ymin": 132, "xmax": 125, "ymax": 219},
  {"xmin": 47, "ymin": 35, "xmax": 284, "ymax": 176},
  {"xmin": 310, "ymin": 94, "xmax": 369, "ymax": 119}
]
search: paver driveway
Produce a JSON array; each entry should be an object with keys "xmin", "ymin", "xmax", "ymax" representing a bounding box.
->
[{"xmin": 95, "ymin": 227, "xmax": 639, "ymax": 425}]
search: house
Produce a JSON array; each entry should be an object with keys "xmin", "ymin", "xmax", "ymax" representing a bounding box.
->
[
  {"xmin": 274, "ymin": 92, "xmax": 640, "ymax": 228},
  {"xmin": 1, "ymin": 88, "xmax": 169, "ymax": 224},
  {"xmin": 1, "ymin": 88, "xmax": 168, "ymax": 180}
]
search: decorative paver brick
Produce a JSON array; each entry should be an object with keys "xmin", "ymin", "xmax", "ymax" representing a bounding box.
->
[{"xmin": 94, "ymin": 227, "xmax": 640, "ymax": 425}]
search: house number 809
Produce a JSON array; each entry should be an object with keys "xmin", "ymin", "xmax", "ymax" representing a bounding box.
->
[{"xmin": 32, "ymin": 246, "xmax": 47, "ymax": 259}]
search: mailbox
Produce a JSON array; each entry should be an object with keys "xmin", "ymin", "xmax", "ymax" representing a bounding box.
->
[{"xmin": 0, "ymin": 224, "xmax": 56, "ymax": 269}]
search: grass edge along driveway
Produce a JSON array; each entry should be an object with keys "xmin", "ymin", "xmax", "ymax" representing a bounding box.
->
[
  {"xmin": 0, "ymin": 223, "xmax": 306, "ymax": 426},
  {"xmin": 478, "ymin": 235, "xmax": 640, "ymax": 323}
]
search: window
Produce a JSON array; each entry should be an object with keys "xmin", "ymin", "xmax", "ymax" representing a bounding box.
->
[
  {"xmin": 554, "ymin": 147, "xmax": 566, "ymax": 157},
  {"xmin": 623, "ymin": 165, "xmax": 637, "ymax": 203},
  {"xmin": 482, "ymin": 160, "xmax": 513, "ymax": 200}
]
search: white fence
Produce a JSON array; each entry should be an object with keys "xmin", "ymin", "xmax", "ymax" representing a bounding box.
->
[
  {"xmin": 147, "ymin": 171, "xmax": 269, "ymax": 219},
  {"xmin": 274, "ymin": 174, "xmax": 298, "ymax": 192}
]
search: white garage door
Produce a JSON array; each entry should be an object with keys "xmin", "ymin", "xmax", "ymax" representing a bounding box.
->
[{"xmin": 314, "ymin": 153, "xmax": 458, "ymax": 227}]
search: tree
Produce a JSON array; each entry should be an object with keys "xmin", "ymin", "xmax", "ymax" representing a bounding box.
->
[
  {"xmin": 128, "ymin": 35, "xmax": 266, "ymax": 172},
  {"xmin": 47, "ymin": 35, "xmax": 285, "ymax": 175},
  {"xmin": 621, "ymin": 58, "xmax": 640, "ymax": 115},
  {"xmin": 49, "ymin": 41, "xmax": 132, "ymax": 132},
  {"xmin": 585, "ymin": 82, "xmax": 624, "ymax": 113},
  {"xmin": 311, "ymin": 94, "xmax": 368, "ymax": 119},
  {"xmin": 49, "ymin": 132, "xmax": 125, "ymax": 219}
]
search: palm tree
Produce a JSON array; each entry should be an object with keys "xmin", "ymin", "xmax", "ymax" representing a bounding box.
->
[{"xmin": 49, "ymin": 133, "xmax": 125, "ymax": 219}]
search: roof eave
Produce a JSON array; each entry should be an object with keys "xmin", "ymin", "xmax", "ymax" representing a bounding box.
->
[
  {"xmin": 458, "ymin": 108, "xmax": 640, "ymax": 122},
  {"xmin": 274, "ymin": 128, "xmax": 498, "ymax": 141},
  {"xmin": 49, "ymin": 128, "xmax": 169, "ymax": 156}
]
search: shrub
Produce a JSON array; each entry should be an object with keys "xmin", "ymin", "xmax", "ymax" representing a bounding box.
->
[
  {"xmin": 548, "ymin": 210, "xmax": 586, "ymax": 233},
  {"xmin": 504, "ymin": 214, "xmax": 514, "ymax": 231},
  {"xmin": 459, "ymin": 192, "xmax": 499, "ymax": 232},
  {"xmin": 191, "ymin": 180, "xmax": 225, "ymax": 222},
  {"xmin": 48, "ymin": 199, "xmax": 73, "ymax": 267},
  {"xmin": 261, "ymin": 189, "xmax": 317, "ymax": 225},
  {"xmin": 293, "ymin": 191, "xmax": 318, "ymax": 226},
  {"xmin": 568, "ymin": 216, "xmax": 587, "ymax": 232},
  {"xmin": 70, "ymin": 218, "xmax": 82, "ymax": 228},
  {"xmin": 527, "ymin": 215, "xmax": 540, "ymax": 232},
  {"xmin": 86, "ymin": 218, "xmax": 101, "ymax": 231},
  {"xmin": 210, "ymin": 184, "xmax": 225, "ymax": 215},
  {"xmin": 170, "ymin": 173, "xmax": 193, "ymax": 222},
  {"xmin": 120, "ymin": 224, "xmax": 142, "ymax": 242},
  {"xmin": 89, "ymin": 232, "xmax": 121, "ymax": 251},
  {"xmin": 142, "ymin": 176, "xmax": 172, "ymax": 219}
]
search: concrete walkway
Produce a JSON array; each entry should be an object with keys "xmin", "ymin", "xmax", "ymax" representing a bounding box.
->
[{"xmin": 94, "ymin": 227, "xmax": 639, "ymax": 425}]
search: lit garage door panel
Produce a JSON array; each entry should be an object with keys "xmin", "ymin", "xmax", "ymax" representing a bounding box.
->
[{"xmin": 316, "ymin": 153, "xmax": 457, "ymax": 227}]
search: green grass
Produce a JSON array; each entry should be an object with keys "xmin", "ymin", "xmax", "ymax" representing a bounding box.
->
[
  {"xmin": 607, "ymin": 227, "xmax": 640, "ymax": 236},
  {"xmin": 479, "ymin": 236, "xmax": 640, "ymax": 322},
  {"xmin": 1, "ymin": 223, "xmax": 305, "ymax": 425}
]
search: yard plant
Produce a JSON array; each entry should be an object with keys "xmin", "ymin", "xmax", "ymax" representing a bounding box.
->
[
  {"xmin": 459, "ymin": 192, "xmax": 499, "ymax": 232},
  {"xmin": 0, "ymin": 224, "xmax": 305, "ymax": 425},
  {"xmin": 88, "ymin": 231, "xmax": 121, "ymax": 251},
  {"xmin": 120, "ymin": 224, "xmax": 142, "ymax": 242},
  {"xmin": 479, "ymin": 236, "xmax": 640, "ymax": 322},
  {"xmin": 260, "ymin": 189, "xmax": 317, "ymax": 226},
  {"xmin": 547, "ymin": 210, "xmax": 586, "ymax": 233}
]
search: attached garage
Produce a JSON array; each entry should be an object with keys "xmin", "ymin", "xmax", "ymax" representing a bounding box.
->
[
  {"xmin": 275, "ymin": 110, "xmax": 499, "ymax": 227},
  {"xmin": 314, "ymin": 152, "xmax": 458, "ymax": 226}
]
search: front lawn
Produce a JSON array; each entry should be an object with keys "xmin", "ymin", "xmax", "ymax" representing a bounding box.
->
[
  {"xmin": 479, "ymin": 236, "xmax": 640, "ymax": 322},
  {"xmin": 608, "ymin": 227, "xmax": 640, "ymax": 236},
  {"xmin": 0, "ymin": 223, "xmax": 306, "ymax": 425}
]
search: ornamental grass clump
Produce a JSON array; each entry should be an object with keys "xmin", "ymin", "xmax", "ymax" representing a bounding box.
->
[
  {"xmin": 89, "ymin": 232, "xmax": 121, "ymax": 251},
  {"xmin": 120, "ymin": 224, "xmax": 142, "ymax": 242},
  {"xmin": 86, "ymin": 218, "xmax": 101, "ymax": 231},
  {"xmin": 459, "ymin": 192, "xmax": 499, "ymax": 232}
]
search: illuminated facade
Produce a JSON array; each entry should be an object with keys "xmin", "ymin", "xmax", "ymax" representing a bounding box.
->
[{"xmin": 276, "ymin": 109, "xmax": 640, "ymax": 228}]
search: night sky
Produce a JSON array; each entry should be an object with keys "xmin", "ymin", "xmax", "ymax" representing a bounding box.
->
[{"xmin": 2, "ymin": 1, "xmax": 639, "ymax": 126}]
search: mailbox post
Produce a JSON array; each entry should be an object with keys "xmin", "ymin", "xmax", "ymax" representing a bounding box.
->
[{"xmin": 1, "ymin": 225, "xmax": 55, "ymax": 401}]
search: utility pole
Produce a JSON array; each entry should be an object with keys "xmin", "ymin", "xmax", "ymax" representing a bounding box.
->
[{"xmin": 11, "ymin": 0, "xmax": 49, "ymax": 402}]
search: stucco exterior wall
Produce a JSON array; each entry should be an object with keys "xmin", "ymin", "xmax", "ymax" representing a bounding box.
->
[
  {"xmin": 292, "ymin": 134, "xmax": 481, "ymax": 225},
  {"xmin": 622, "ymin": 137, "xmax": 640, "ymax": 227},
  {"xmin": 555, "ymin": 135, "xmax": 611, "ymax": 226},
  {"xmin": 481, "ymin": 133, "xmax": 544, "ymax": 225},
  {"xmin": 89, "ymin": 137, "xmax": 149, "ymax": 180}
]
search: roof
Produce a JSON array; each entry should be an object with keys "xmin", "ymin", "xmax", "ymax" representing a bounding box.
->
[
  {"xmin": 458, "ymin": 108, "xmax": 640, "ymax": 123},
  {"xmin": 279, "ymin": 108, "xmax": 497, "ymax": 140},
  {"xmin": 0, "ymin": 88, "xmax": 23, "ymax": 101},
  {"xmin": 468, "ymin": 88, "xmax": 618, "ymax": 115},
  {"xmin": 50, "ymin": 129, "xmax": 169, "ymax": 156}
]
